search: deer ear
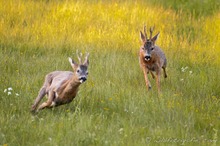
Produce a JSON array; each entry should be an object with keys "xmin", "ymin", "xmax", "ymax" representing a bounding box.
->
[
  {"xmin": 68, "ymin": 57, "xmax": 77, "ymax": 68},
  {"xmin": 151, "ymin": 32, "xmax": 160, "ymax": 43},
  {"xmin": 140, "ymin": 31, "xmax": 146, "ymax": 42}
]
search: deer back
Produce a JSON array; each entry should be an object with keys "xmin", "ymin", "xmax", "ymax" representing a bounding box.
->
[{"xmin": 47, "ymin": 71, "xmax": 74, "ymax": 91}]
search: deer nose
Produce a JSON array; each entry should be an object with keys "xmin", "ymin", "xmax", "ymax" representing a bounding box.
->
[
  {"xmin": 79, "ymin": 77, "xmax": 87, "ymax": 83},
  {"xmin": 145, "ymin": 55, "xmax": 151, "ymax": 61}
]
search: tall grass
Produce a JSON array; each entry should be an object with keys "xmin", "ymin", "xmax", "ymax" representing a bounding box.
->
[{"xmin": 0, "ymin": 0, "xmax": 219, "ymax": 145}]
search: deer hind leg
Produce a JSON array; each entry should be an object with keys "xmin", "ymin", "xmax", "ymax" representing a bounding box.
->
[
  {"xmin": 162, "ymin": 67, "xmax": 167, "ymax": 78},
  {"xmin": 31, "ymin": 74, "xmax": 53, "ymax": 112},
  {"xmin": 31, "ymin": 86, "xmax": 47, "ymax": 112},
  {"xmin": 150, "ymin": 71, "xmax": 155, "ymax": 79},
  {"xmin": 156, "ymin": 67, "xmax": 161, "ymax": 93},
  {"xmin": 156, "ymin": 75, "xmax": 161, "ymax": 93},
  {"xmin": 143, "ymin": 67, "xmax": 151, "ymax": 90},
  {"xmin": 37, "ymin": 91, "xmax": 55, "ymax": 111}
]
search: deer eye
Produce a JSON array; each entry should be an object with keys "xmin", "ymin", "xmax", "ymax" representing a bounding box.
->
[
  {"xmin": 151, "ymin": 47, "xmax": 154, "ymax": 50},
  {"xmin": 86, "ymin": 72, "xmax": 89, "ymax": 75},
  {"xmin": 76, "ymin": 70, "xmax": 80, "ymax": 73}
]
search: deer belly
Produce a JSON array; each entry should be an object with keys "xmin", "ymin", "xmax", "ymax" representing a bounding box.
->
[
  {"xmin": 54, "ymin": 96, "xmax": 74, "ymax": 106},
  {"xmin": 146, "ymin": 65, "xmax": 156, "ymax": 71}
]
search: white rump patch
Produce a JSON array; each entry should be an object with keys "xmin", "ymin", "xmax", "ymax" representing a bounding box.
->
[{"xmin": 51, "ymin": 101, "xmax": 56, "ymax": 107}]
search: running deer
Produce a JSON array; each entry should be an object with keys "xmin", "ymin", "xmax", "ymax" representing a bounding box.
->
[
  {"xmin": 139, "ymin": 26, "xmax": 167, "ymax": 93},
  {"xmin": 31, "ymin": 52, "xmax": 89, "ymax": 112}
]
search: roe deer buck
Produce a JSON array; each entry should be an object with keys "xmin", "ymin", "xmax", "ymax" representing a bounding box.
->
[
  {"xmin": 31, "ymin": 52, "xmax": 89, "ymax": 112},
  {"xmin": 139, "ymin": 26, "xmax": 167, "ymax": 93}
]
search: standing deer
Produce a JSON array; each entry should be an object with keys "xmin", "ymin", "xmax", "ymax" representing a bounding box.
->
[
  {"xmin": 31, "ymin": 52, "xmax": 89, "ymax": 112},
  {"xmin": 139, "ymin": 26, "xmax": 167, "ymax": 93}
]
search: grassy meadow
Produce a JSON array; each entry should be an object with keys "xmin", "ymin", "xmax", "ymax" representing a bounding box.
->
[{"xmin": 0, "ymin": 0, "xmax": 220, "ymax": 145}]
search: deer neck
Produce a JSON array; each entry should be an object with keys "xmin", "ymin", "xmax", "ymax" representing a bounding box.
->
[
  {"xmin": 68, "ymin": 75, "xmax": 81, "ymax": 89},
  {"xmin": 56, "ymin": 75, "xmax": 80, "ymax": 99}
]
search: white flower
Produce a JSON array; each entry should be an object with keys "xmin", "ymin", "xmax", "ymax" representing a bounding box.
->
[
  {"xmin": 181, "ymin": 68, "xmax": 186, "ymax": 72},
  {"xmin": 124, "ymin": 109, "xmax": 128, "ymax": 112},
  {"xmin": 180, "ymin": 79, "xmax": 184, "ymax": 81},
  {"xmin": 181, "ymin": 67, "xmax": 185, "ymax": 72},
  {"xmin": 15, "ymin": 93, "xmax": 19, "ymax": 96},
  {"xmin": 181, "ymin": 66, "xmax": 189, "ymax": 72},
  {"xmin": 8, "ymin": 92, "xmax": 12, "ymax": 95},
  {"xmin": 4, "ymin": 89, "xmax": 7, "ymax": 93},
  {"xmin": 189, "ymin": 71, "xmax": 193, "ymax": 75},
  {"xmin": 8, "ymin": 87, "xmax": 13, "ymax": 91},
  {"xmin": 118, "ymin": 128, "xmax": 124, "ymax": 134}
]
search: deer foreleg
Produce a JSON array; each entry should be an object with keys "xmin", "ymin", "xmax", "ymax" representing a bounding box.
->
[{"xmin": 142, "ymin": 67, "xmax": 151, "ymax": 91}]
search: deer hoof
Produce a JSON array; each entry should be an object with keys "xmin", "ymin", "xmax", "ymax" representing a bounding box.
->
[{"xmin": 31, "ymin": 105, "xmax": 36, "ymax": 111}]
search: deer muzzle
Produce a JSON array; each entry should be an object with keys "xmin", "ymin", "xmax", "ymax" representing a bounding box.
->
[
  {"xmin": 79, "ymin": 77, "xmax": 87, "ymax": 83},
  {"xmin": 144, "ymin": 55, "xmax": 151, "ymax": 61}
]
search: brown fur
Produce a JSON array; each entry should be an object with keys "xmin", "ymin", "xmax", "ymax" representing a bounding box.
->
[
  {"xmin": 31, "ymin": 53, "xmax": 89, "ymax": 112},
  {"xmin": 139, "ymin": 26, "xmax": 167, "ymax": 93}
]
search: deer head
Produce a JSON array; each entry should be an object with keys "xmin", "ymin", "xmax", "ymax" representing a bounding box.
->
[
  {"xmin": 68, "ymin": 52, "xmax": 89, "ymax": 83},
  {"xmin": 140, "ymin": 26, "xmax": 160, "ymax": 61}
]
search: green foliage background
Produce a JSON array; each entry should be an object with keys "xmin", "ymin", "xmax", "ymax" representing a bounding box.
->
[{"xmin": 0, "ymin": 0, "xmax": 219, "ymax": 145}]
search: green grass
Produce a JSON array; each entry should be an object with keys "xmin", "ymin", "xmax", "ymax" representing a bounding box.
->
[{"xmin": 0, "ymin": 0, "xmax": 220, "ymax": 145}]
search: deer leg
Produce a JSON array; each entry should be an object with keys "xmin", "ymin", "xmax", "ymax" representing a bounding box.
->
[
  {"xmin": 37, "ymin": 91, "xmax": 55, "ymax": 111},
  {"xmin": 162, "ymin": 67, "xmax": 167, "ymax": 78},
  {"xmin": 155, "ymin": 71, "xmax": 161, "ymax": 93},
  {"xmin": 31, "ymin": 86, "xmax": 47, "ymax": 112},
  {"xmin": 150, "ymin": 71, "xmax": 155, "ymax": 79},
  {"xmin": 31, "ymin": 74, "xmax": 53, "ymax": 112},
  {"xmin": 142, "ymin": 67, "xmax": 151, "ymax": 91}
]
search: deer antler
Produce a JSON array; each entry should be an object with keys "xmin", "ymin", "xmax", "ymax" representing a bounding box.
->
[
  {"xmin": 149, "ymin": 25, "xmax": 155, "ymax": 39},
  {"xmin": 76, "ymin": 50, "xmax": 83, "ymax": 64},
  {"xmin": 83, "ymin": 52, "xmax": 90, "ymax": 65},
  {"xmin": 144, "ymin": 25, "xmax": 147, "ymax": 39}
]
